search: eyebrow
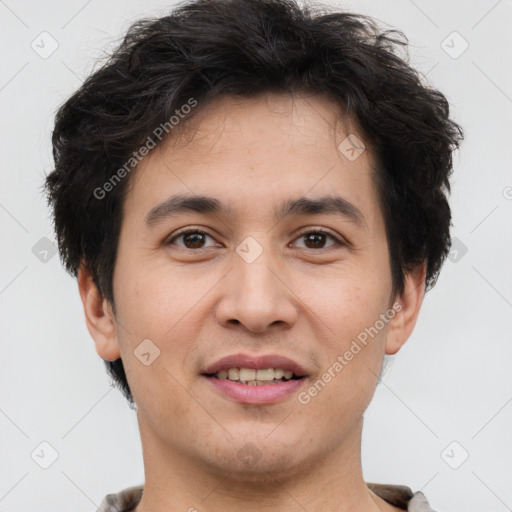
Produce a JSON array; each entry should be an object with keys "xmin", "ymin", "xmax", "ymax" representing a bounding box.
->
[{"xmin": 145, "ymin": 193, "xmax": 366, "ymax": 228}]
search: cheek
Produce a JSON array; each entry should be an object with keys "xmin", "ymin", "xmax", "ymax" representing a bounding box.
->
[
  {"xmin": 308, "ymin": 264, "xmax": 390, "ymax": 338},
  {"xmin": 114, "ymin": 257, "xmax": 197, "ymax": 339},
  {"xmin": 303, "ymin": 269, "xmax": 389, "ymax": 396},
  {"xmin": 111, "ymin": 266, "xmax": 197, "ymax": 406},
  {"xmin": 112, "ymin": 259, "xmax": 212, "ymax": 390}
]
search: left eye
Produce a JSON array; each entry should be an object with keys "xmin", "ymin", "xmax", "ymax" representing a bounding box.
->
[
  {"xmin": 292, "ymin": 229, "xmax": 341, "ymax": 250},
  {"xmin": 167, "ymin": 228, "xmax": 342, "ymax": 250},
  {"xmin": 168, "ymin": 229, "xmax": 218, "ymax": 249}
]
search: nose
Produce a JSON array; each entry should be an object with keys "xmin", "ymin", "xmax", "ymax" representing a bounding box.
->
[{"xmin": 214, "ymin": 244, "xmax": 299, "ymax": 334}]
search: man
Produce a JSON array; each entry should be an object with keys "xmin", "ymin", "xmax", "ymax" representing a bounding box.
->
[{"xmin": 45, "ymin": 0, "xmax": 463, "ymax": 510}]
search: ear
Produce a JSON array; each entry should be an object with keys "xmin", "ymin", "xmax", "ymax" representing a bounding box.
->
[
  {"xmin": 385, "ymin": 262, "xmax": 427, "ymax": 355},
  {"xmin": 77, "ymin": 264, "xmax": 121, "ymax": 361}
]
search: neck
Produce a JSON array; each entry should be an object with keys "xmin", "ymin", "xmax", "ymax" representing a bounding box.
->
[{"xmin": 133, "ymin": 415, "xmax": 386, "ymax": 512}]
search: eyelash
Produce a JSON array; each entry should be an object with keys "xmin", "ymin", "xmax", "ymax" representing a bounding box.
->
[{"xmin": 166, "ymin": 227, "xmax": 345, "ymax": 250}]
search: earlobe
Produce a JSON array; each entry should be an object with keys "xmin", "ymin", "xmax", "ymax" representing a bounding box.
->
[
  {"xmin": 77, "ymin": 264, "xmax": 121, "ymax": 361},
  {"xmin": 385, "ymin": 262, "xmax": 427, "ymax": 355}
]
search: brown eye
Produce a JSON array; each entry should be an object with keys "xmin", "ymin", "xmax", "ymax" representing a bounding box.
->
[
  {"xmin": 293, "ymin": 229, "xmax": 342, "ymax": 250},
  {"xmin": 168, "ymin": 229, "xmax": 216, "ymax": 249},
  {"xmin": 303, "ymin": 232, "xmax": 328, "ymax": 249}
]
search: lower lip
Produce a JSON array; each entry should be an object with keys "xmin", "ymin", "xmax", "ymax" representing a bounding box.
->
[{"xmin": 203, "ymin": 376, "xmax": 306, "ymax": 404}]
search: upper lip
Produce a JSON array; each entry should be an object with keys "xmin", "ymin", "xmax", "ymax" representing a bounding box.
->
[{"xmin": 203, "ymin": 353, "xmax": 309, "ymax": 377}]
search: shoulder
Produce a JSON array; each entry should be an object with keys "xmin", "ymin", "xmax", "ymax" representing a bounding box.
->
[
  {"xmin": 99, "ymin": 482, "xmax": 436, "ymax": 512},
  {"xmin": 97, "ymin": 485, "xmax": 143, "ymax": 512},
  {"xmin": 367, "ymin": 482, "xmax": 437, "ymax": 511}
]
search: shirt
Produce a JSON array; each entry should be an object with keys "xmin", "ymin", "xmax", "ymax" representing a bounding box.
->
[{"xmin": 97, "ymin": 482, "xmax": 437, "ymax": 511}]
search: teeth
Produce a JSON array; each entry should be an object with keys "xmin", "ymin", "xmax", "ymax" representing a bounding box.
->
[
  {"xmin": 214, "ymin": 367, "xmax": 297, "ymax": 382},
  {"xmin": 256, "ymin": 369, "xmax": 274, "ymax": 381},
  {"xmin": 239, "ymin": 368, "xmax": 256, "ymax": 381},
  {"xmin": 228, "ymin": 368, "xmax": 239, "ymax": 380}
]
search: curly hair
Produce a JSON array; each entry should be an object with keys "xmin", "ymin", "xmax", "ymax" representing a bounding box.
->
[{"xmin": 44, "ymin": 0, "xmax": 464, "ymax": 406}]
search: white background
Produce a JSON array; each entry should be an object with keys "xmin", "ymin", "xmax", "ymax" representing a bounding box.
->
[{"xmin": 1, "ymin": 0, "xmax": 511, "ymax": 510}]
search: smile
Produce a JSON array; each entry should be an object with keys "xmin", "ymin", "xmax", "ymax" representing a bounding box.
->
[
  {"xmin": 202, "ymin": 375, "xmax": 306, "ymax": 404},
  {"xmin": 211, "ymin": 367, "xmax": 300, "ymax": 384}
]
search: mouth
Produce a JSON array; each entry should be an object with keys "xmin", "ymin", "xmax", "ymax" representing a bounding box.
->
[
  {"xmin": 201, "ymin": 353, "xmax": 309, "ymax": 404},
  {"xmin": 204, "ymin": 367, "xmax": 305, "ymax": 385}
]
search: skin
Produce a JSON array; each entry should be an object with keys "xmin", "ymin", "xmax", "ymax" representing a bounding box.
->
[{"xmin": 79, "ymin": 92, "xmax": 426, "ymax": 512}]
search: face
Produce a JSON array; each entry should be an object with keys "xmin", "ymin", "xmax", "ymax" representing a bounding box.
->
[{"xmin": 85, "ymin": 92, "xmax": 422, "ymax": 480}]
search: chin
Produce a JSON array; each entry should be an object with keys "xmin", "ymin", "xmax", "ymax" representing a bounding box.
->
[
  {"xmin": 199, "ymin": 438, "xmax": 307, "ymax": 483},
  {"xmin": 217, "ymin": 457, "xmax": 306, "ymax": 486}
]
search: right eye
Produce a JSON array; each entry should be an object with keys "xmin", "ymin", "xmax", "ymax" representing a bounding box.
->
[{"xmin": 166, "ymin": 228, "xmax": 219, "ymax": 250}]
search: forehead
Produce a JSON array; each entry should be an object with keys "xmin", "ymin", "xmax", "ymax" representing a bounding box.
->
[
  {"xmin": 157, "ymin": 92, "xmax": 366, "ymax": 159},
  {"xmin": 124, "ymin": 92, "xmax": 381, "ymax": 228}
]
